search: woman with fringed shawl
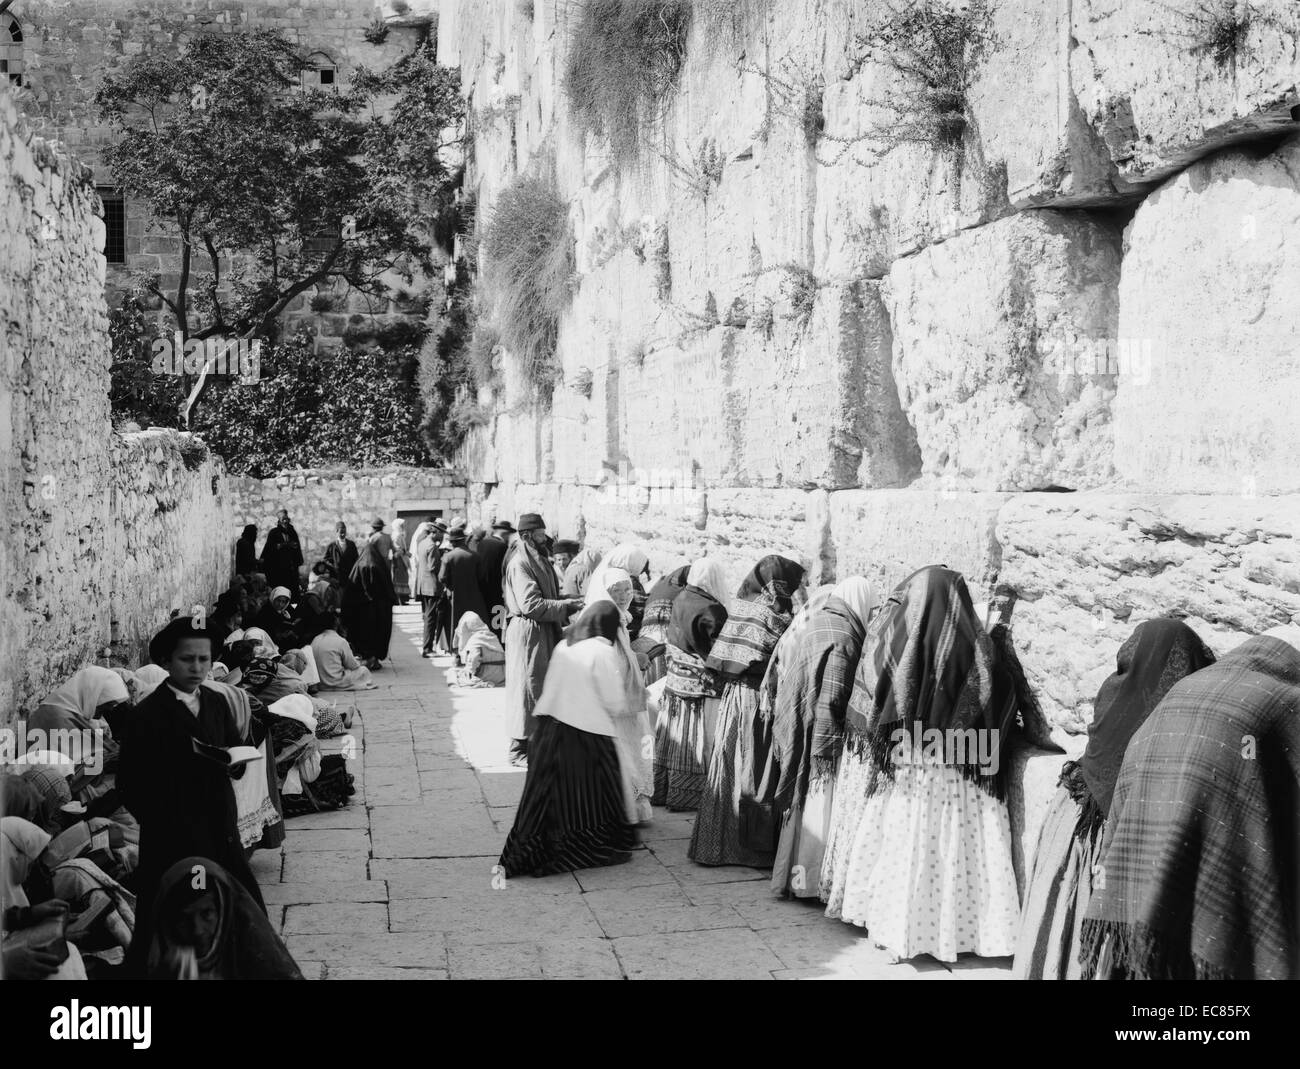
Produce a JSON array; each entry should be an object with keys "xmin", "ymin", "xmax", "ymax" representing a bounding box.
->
[
  {"xmin": 497, "ymin": 603, "xmax": 638, "ymax": 877},
  {"xmin": 1079, "ymin": 626, "xmax": 1300, "ymax": 980},
  {"xmin": 635, "ymin": 563, "xmax": 690, "ymax": 685},
  {"xmin": 689, "ymin": 555, "xmax": 807, "ymax": 868},
  {"xmin": 1013, "ymin": 618, "xmax": 1215, "ymax": 979},
  {"xmin": 821, "ymin": 565, "xmax": 1023, "ymax": 961},
  {"xmin": 761, "ymin": 578, "xmax": 876, "ymax": 899},
  {"xmin": 653, "ymin": 559, "xmax": 731, "ymax": 810},
  {"xmin": 585, "ymin": 567, "xmax": 654, "ymax": 824}
]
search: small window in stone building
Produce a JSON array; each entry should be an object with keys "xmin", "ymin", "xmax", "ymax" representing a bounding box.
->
[
  {"xmin": 1, "ymin": 17, "xmax": 24, "ymax": 87},
  {"xmin": 301, "ymin": 52, "xmax": 339, "ymax": 91},
  {"xmin": 99, "ymin": 189, "xmax": 126, "ymax": 264}
]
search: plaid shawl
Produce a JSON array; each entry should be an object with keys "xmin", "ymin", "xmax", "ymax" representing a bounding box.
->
[
  {"xmin": 845, "ymin": 565, "xmax": 1017, "ymax": 796},
  {"xmin": 641, "ymin": 566, "xmax": 690, "ymax": 639},
  {"xmin": 1080, "ymin": 635, "xmax": 1300, "ymax": 980},
  {"xmin": 664, "ymin": 644, "xmax": 722, "ymax": 700},
  {"xmin": 756, "ymin": 585, "xmax": 835, "ymax": 726},
  {"xmin": 706, "ymin": 555, "xmax": 805, "ymax": 680},
  {"xmin": 760, "ymin": 597, "xmax": 866, "ymax": 814}
]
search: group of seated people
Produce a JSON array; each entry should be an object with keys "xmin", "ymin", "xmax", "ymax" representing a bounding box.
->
[
  {"xmin": 0, "ymin": 569, "xmax": 388, "ymax": 980},
  {"xmin": 496, "ymin": 541, "xmax": 1300, "ymax": 981}
]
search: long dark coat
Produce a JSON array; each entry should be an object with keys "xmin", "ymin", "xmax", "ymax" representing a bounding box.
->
[
  {"xmin": 440, "ymin": 545, "xmax": 489, "ymax": 635},
  {"xmin": 117, "ymin": 683, "xmax": 266, "ymax": 976},
  {"xmin": 475, "ymin": 535, "xmax": 509, "ymax": 629},
  {"xmin": 261, "ymin": 524, "xmax": 304, "ymax": 592}
]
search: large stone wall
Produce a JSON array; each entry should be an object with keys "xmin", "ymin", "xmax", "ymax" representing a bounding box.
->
[
  {"xmin": 444, "ymin": 0, "xmax": 1300, "ymax": 744},
  {"xmin": 1, "ymin": 86, "xmax": 235, "ymax": 720},
  {"xmin": 230, "ymin": 466, "xmax": 467, "ymax": 566}
]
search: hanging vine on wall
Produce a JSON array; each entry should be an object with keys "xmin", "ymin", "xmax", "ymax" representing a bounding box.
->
[{"xmin": 1148, "ymin": 1, "xmax": 1295, "ymax": 70}]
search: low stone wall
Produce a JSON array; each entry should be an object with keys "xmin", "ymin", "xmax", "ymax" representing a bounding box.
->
[{"xmin": 230, "ymin": 466, "xmax": 469, "ymax": 566}]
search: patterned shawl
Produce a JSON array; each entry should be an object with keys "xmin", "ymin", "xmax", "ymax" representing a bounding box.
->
[
  {"xmin": 763, "ymin": 595, "xmax": 869, "ymax": 814},
  {"xmin": 642, "ymin": 565, "xmax": 690, "ymax": 637},
  {"xmin": 845, "ymin": 565, "xmax": 1018, "ymax": 796},
  {"xmin": 706, "ymin": 555, "xmax": 806, "ymax": 681},
  {"xmin": 1079, "ymin": 635, "xmax": 1300, "ymax": 980},
  {"xmin": 1073, "ymin": 618, "xmax": 1216, "ymax": 826},
  {"xmin": 756, "ymin": 584, "xmax": 834, "ymax": 727}
]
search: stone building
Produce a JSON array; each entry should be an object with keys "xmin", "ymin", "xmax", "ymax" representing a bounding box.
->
[{"xmin": 7, "ymin": 0, "xmax": 443, "ymax": 345}]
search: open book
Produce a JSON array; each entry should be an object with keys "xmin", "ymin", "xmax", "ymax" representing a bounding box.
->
[{"xmin": 191, "ymin": 738, "xmax": 263, "ymax": 768}]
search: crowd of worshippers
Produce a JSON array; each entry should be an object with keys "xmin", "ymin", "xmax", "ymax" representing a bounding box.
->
[
  {"xmin": 0, "ymin": 547, "xmax": 377, "ymax": 980},
  {"xmin": 495, "ymin": 517, "xmax": 1300, "ymax": 981}
]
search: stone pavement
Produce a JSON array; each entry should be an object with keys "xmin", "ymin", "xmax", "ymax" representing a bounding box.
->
[{"xmin": 257, "ymin": 606, "xmax": 1013, "ymax": 980}]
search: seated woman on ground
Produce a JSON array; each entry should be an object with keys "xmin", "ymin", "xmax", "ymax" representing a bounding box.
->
[
  {"xmin": 1, "ymin": 816, "xmax": 86, "ymax": 980},
  {"xmin": 453, "ymin": 611, "xmax": 506, "ymax": 688},
  {"xmin": 145, "ymin": 856, "xmax": 302, "ymax": 980},
  {"xmin": 252, "ymin": 587, "xmax": 302, "ymax": 651},
  {"xmin": 310, "ymin": 612, "xmax": 378, "ymax": 691}
]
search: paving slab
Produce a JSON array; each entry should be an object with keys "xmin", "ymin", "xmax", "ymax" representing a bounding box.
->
[
  {"xmin": 388, "ymin": 895, "xmax": 604, "ymax": 945},
  {"xmin": 261, "ymin": 881, "xmax": 389, "ymax": 906},
  {"xmin": 613, "ymin": 928, "xmax": 784, "ymax": 980},
  {"xmin": 282, "ymin": 902, "xmax": 390, "ymax": 936}
]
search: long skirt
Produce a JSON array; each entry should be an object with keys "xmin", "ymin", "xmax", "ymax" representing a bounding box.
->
[
  {"xmin": 820, "ymin": 744, "xmax": 875, "ymax": 915},
  {"xmin": 1011, "ymin": 786, "xmax": 1100, "ymax": 979},
  {"xmin": 497, "ymin": 717, "xmax": 637, "ymax": 877},
  {"xmin": 610, "ymin": 707, "xmax": 654, "ymax": 824},
  {"xmin": 834, "ymin": 752, "xmax": 1021, "ymax": 962},
  {"xmin": 688, "ymin": 679, "xmax": 776, "ymax": 867},
  {"xmin": 772, "ymin": 764, "xmax": 836, "ymax": 898},
  {"xmin": 392, "ymin": 556, "xmax": 410, "ymax": 602},
  {"xmin": 653, "ymin": 692, "xmax": 719, "ymax": 812}
]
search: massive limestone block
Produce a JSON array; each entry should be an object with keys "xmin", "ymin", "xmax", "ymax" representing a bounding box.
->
[
  {"xmin": 703, "ymin": 488, "xmax": 822, "ymax": 592},
  {"xmin": 885, "ymin": 210, "xmax": 1121, "ymax": 491},
  {"xmin": 827, "ymin": 490, "xmax": 1009, "ymax": 602},
  {"xmin": 1113, "ymin": 135, "xmax": 1300, "ymax": 494},
  {"xmin": 580, "ymin": 485, "xmax": 711, "ymax": 576},
  {"xmin": 997, "ymin": 492, "xmax": 1300, "ymax": 732},
  {"xmin": 1071, "ymin": 0, "xmax": 1300, "ymax": 190}
]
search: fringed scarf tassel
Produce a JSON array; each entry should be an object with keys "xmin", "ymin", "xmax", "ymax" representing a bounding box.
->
[
  {"xmin": 1078, "ymin": 918, "xmax": 1236, "ymax": 981},
  {"xmin": 1058, "ymin": 760, "xmax": 1105, "ymax": 840},
  {"xmin": 858, "ymin": 719, "xmax": 1007, "ymax": 801}
]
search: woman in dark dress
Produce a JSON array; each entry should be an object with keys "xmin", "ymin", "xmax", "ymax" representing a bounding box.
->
[
  {"xmin": 497, "ymin": 603, "xmax": 638, "ymax": 877},
  {"xmin": 234, "ymin": 525, "xmax": 259, "ymax": 577},
  {"xmin": 117, "ymin": 618, "xmax": 266, "ymax": 977},
  {"xmin": 347, "ymin": 537, "xmax": 398, "ymax": 669}
]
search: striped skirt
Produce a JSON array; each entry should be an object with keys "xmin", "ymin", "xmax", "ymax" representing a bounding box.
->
[
  {"xmin": 652, "ymin": 691, "xmax": 718, "ymax": 812},
  {"xmin": 497, "ymin": 716, "xmax": 637, "ymax": 877}
]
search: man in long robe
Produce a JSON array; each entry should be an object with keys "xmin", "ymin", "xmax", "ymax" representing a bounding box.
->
[
  {"xmin": 475, "ymin": 519, "xmax": 513, "ymax": 640},
  {"xmin": 261, "ymin": 510, "xmax": 304, "ymax": 594},
  {"xmin": 323, "ymin": 522, "xmax": 359, "ymax": 586},
  {"xmin": 439, "ymin": 523, "xmax": 489, "ymax": 663},
  {"xmin": 503, "ymin": 514, "xmax": 581, "ymax": 765}
]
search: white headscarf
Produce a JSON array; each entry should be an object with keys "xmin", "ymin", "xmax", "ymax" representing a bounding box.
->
[
  {"xmin": 267, "ymin": 694, "xmax": 317, "ymax": 733},
  {"xmin": 589, "ymin": 543, "xmax": 649, "ymax": 597},
  {"xmin": 534, "ymin": 638, "xmax": 625, "ymax": 737},
  {"xmin": 582, "ymin": 568, "xmax": 647, "ymax": 713},
  {"xmin": 269, "ymin": 586, "xmax": 293, "ymax": 607},
  {"xmin": 831, "ymin": 576, "xmax": 877, "ymax": 629},
  {"xmin": 686, "ymin": 558, "xmax": 731, "ymax": 606},
  {"xmin": 2, "ymin": 816, "xmax": 52, "ymax": 910},
  {"xmin": 133, "ymin": 664, "xmax": 169, "ymax": 699},
  {"xmin": 37, "ymin": 667, "xmax": 130, "ymax": 724},
  {"xmin": 241, "ymin": 627, "xmax": 280, "ymax": 658}
]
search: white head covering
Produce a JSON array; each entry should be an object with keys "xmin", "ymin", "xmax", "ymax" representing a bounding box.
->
[
  {"xmin": 269, "ymin": 586, "xmax": 293, "ymax": 606},
  {"xmin": 831, "ymin": 576, "xmax": 877, "ymax": 629},
  {"xmin": 534, "ymin": 638, "xmax": 625, "ymax": 737},
  {"xmin": 38, "ymin": 667, "xmax": 130, "ymax": 722},
  {"xmin": 2, "ymin": 816, "xmax": 53, "ymax": 910},
  {"xmin": 133, "ymin": 664, "xmax": 169, "ymax": 699},
  {"xmin": 687, "ymin": 558, "xmax": 732, "ymax": 606},
  {"xmin": 241, "ymin": 627, "xmax": 280, "ymax": 658},
  {"xmin": 589, "ymin": 543, "xmax": 649, "ymax": 597},
  {"xmin": 581, "ymin": 568, "xmax": 646, "ymax": 712},
  {"xmin": 267, "ymin": 694, "xmax": 317, "ymax": 733},
  {"xmin": 224, "ymin": 628, "xmax": 246, "ymax": 647}
]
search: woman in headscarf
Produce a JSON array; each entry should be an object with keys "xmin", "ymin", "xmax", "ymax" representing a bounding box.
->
[
  {"xmin": 689, "ymin": 555, "xmax": 807, "ymax": 868},
  {"xmin": 1013, "ymin": 618, "xmax": 1215, "ymax": 979},
  {"xmin": 584, "ymin": 567, "xmax": 654, "ymax": 824},
  {"xmin": 635, "ymin": 563, "xmax": 690, "ymax": 685},
  {"xmin": 27, "ymin": 667, "xmax": 130, "ymax": 769},
  {"xmin": 252, "ymin": 587, "xmax": 301, "ymax": 651},
  {"xmin": 453, "ymin": 611, "xmax": 507, "ymax": 687},
  {"xmin": 1079, "ymin": 627, "xmax": 1300, "ymax": 980},
  {"xmin": 761, "ymin": 577, "xmax": 876, "ymax": 899},
  {"xmin": 1, "ymin": 817, "xmax": 87, "ymax": 980},
  {"xmin": 145, "ymin": 856, "xmax": 302, "ymax": 980},
  {"xmin": 821, "ymin": 565, "xmax": 1023, "ymax": 961},
  {"xmin": 345, "ymin": 537, "xmax": 398, "ymax": 669},
  {"xmin": 561, "ymin": 546, "xmax": 603, "ymax": 599},
  {"xmin": 653, "ymin": 558, "xmax": 731, "ymax": 811},
  {"xmin": 497, "ymin": 602, "xmax": 638, "ymax": 877},
  {"xmin": 234, "ymin": 525, "xmax": 259, "ymax": 577},
  {"xmin": 587, "ymin": 544, "xmax": 651, "ymax": 636},
  {"xmin": 392, "ymin": 518, "xmax": 411, "ymax": 605}
]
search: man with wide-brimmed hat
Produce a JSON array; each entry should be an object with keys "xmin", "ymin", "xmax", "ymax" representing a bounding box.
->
[
  {"xmin": 438, "ymin": 519, "xmax": 488, "ymax": 665},
  {"xmin": 475, "ymin": 518, "xmax": 515, "ymax": 641},
  {"xmin": 502, "ymin": 513, "xmax": 584, "ymax": 764}
]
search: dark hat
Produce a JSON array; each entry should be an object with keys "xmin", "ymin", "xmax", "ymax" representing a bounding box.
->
[
  {"xmin": 432, "ymin": 518, "xmax": 448, "ymax": 531},
  {"xmin": 448, "ymin": 520, "xmax": 468, "ymax": 541},
  {"xmin": 491, "ymin": 519, "xmax": 516, "ymax": 533},
  {"xmin": 517, "ymin": 513, "xmax": 546, "ymax": 533},
  {"xmin": 370, "ymin": 517, "xmax": 385, "ymax": 530},
  {"xmin": 553, "ymin": 539, "xmax": 580, "ymax": 555}
]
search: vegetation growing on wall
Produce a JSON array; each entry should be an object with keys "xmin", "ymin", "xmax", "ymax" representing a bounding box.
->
[
  {"xmin": 563, "ymin": 0, "xmax": 691, "ymax": 172},
  {"xmin": 831, "ymin": 0, "xmax": 996, "ymax": 164},
  {"xmin": 1160, "ymin": 0, "xmax": 1292, "ymax": 69},
  {"xmin": 480, "ymin": 169, "xmax": 575, "ymax": 395}
]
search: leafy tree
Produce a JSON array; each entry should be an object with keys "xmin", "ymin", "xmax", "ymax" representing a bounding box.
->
[
  {"xmin": 191, "ymin": 329, "xmax": 432, "ymax": 477},
  {"xmin": 95, "ymin": 29, "xmax": 463, "ymax": 417}
]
